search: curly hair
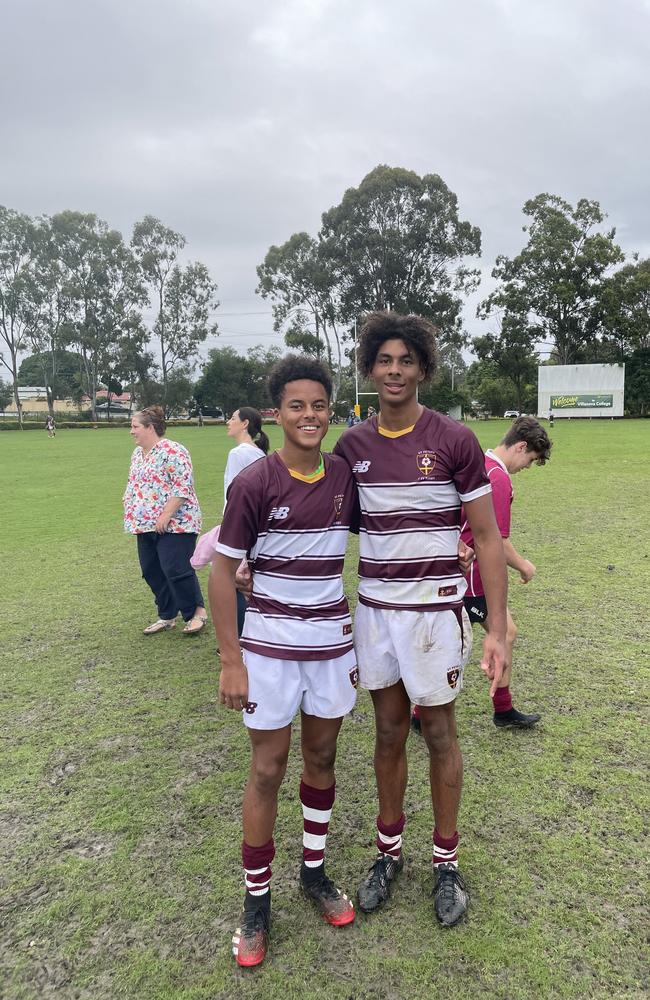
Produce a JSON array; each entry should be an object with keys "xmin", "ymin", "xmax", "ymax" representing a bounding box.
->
[
  {"xmin": 502, "ymin": 416, "xmax": 552, "ymax": 464},
  {"xmin": 357, "ymin": 311, "xmax": 438, "ymax": 381},
  {"xmin": 267, "ymin": 355, "xmax": 332, "ymax": 407}
]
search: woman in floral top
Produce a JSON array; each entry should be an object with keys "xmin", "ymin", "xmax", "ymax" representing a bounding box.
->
[{"xmin": 124, "ymin": 405, "xmax": 207, "ymax": 635}]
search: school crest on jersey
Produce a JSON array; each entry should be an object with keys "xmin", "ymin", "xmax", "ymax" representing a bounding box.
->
[
  {"xmin": 416, "ymin": 451, "xmax": 437, "ymax": 477},
  {"xmin": 333, "ymin": 493, "xmax": 344, "ymax": 522},
  {"xmin": 447, "ymin": 668, "xmax": 460, "ymax": 690}
]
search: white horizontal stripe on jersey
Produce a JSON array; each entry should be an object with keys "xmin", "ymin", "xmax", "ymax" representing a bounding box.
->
[
  {"xmin": 302, "ymin": 805, "xmax": 333, "ymax": 823},
  {"xmin": 253, "ymin": 572, "xmax": 343, "ymax": 606},
  {"xmin": 360, "ymin": 576, "xmax": 467, "ymax": 606},
  {"xmin": 303, "ymin": 832, "xmax": 328, "ymax": 851},
  {"xmin": 214, "ymin": 541, "xmax": 247, "ymax": 560},
  {"xmin": 458, "ymin": 483, "xmax": 492, "ymax": 503},
  {"xmin": 358, "ymin": 481, "xmax": 461, "ymax": 514},
  {"xmin": 359, "ymin": 528, "xmax": 459, "ymax": 561},
  {"xmin": 243, "ymin": 617, "xmax": 352, "ymax": 653},
  {"xmin": 251, "ymin": 526, "xmax": 348, "ymax": 561}
]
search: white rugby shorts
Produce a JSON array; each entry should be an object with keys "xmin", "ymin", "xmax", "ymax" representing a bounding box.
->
[
  {"xmin": 353, "ymin": 603, "xmax": 472, "ymax": 706},
  {"xmin": 240, "ymin": 648, "xmax": 358, "ymax": 730}
]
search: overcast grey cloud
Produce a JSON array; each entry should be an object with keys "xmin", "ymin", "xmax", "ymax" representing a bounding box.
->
[{"xmin": 2, "ymin": 0, "xmax": 649, "ymax": 354}]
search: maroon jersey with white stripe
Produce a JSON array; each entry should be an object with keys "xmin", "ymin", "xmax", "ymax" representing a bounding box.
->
[
  {"xmin": 215, "ymin": 452, "xmax": 356, "ymax": 660},
  {"xmin": 461, "ymin": 450, "xmax": 513, "ymax": 598},
  {"xmin": 334, "ymin": 409, "xmax": 490, "ymax": 611}
]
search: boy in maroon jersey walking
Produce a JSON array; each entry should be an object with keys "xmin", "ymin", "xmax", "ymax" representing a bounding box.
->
[
  {"xmin": 334, "ymin": 312, "xmax": 507, "ymax": 927},
  {"xmin": 210, "ymin": 356, "xmax": 358, "ymax": 967}
]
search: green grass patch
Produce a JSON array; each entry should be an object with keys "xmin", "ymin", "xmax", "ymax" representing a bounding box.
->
[{"xmin": 2, "ymin": 419, "xmax": 648, "ymax": 999}]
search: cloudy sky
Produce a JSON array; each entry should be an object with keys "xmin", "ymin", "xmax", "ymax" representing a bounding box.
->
[{"xmin": 3, "ymin": 0, "xmax": 649, "ymax": 359}]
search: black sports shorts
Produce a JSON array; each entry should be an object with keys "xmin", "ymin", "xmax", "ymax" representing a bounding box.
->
[{"xmin": 464, "ymin": 595, "xmax": 488, "ymax": 625}]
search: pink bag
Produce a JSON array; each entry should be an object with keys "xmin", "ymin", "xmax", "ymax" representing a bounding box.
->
[{"xmin": 191, "ymin": 524, "xmax": 251, "ymax": 585}]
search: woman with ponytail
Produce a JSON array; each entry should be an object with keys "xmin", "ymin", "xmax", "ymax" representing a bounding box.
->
[
  {"xmin": 224, "ymin": 407, "xmax": 269, "ymax": 498},
  {"xmin": 123, "ymin": 405, "xmax": 207, "ymax": 635},
  {"xmin": 224, "ymin": 407, "xmax": 269, "ymax": 634}
]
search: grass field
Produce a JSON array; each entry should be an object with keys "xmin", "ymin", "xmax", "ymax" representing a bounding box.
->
[{"xmin": 2, "ymin": 419, "xmax": 648, "ymax": 1000}]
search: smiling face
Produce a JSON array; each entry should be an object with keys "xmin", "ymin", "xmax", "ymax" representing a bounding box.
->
[
  {"xmin": 370, "ymin": 338, "xmax": 424, "ymax": 409},
  {"xmin": 275, "ymin": 379, "xmax": 330, "ymax": 453}
]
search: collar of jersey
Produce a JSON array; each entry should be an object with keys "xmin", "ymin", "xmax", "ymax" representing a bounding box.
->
[
  {"xmin": 377, "ymin": 422, "xmax": 416, "ymax": 439},
  {"xmin": 287, "ymin": 454, "xmax": 325, "ymax": 483},
  {"xmin": 485, "ymin": 448, "xmax": 508, "ymax": 474}
]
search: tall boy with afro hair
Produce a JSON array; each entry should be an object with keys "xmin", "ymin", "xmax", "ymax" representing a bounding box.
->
[{"xmin": 334, "ymin": 311, "xmax": 508, "ymax": 927}]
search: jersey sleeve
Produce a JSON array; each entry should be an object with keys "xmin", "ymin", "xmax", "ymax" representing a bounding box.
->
[
  {"xmin": 487, "ymin": 467, "xmax": 512, "ymax": 537},
  {"xmin": 452, "ymin": 427, "xmax": 491, "ymax": 502},
  {"xmin": 215, "ymin": 470, "xmax": 262, "ymax": 560}
]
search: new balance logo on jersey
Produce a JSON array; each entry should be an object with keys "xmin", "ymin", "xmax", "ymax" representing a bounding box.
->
[
  {"xmin": 352, "ymin": 460, "xmax": 371, "ymax": 473},
  {"xmin": 268, "ymin": 506, "xmax": 290, "ymax": 520}
]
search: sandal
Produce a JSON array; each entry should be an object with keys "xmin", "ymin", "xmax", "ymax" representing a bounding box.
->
[
  {"xmin": 143, "ymin": 618, "xmax": 176, "ymax": 635},
  {"xmin": 183, "ymin": 615, "xmax": 207, "ymax": 635}
]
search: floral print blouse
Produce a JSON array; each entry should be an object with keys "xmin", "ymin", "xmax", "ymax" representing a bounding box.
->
[{"xmin": 123, "ymin": 438, "xmax": 202, "ymax": 534}]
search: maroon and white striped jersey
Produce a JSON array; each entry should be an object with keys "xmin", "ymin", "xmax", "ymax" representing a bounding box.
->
[
  {"xmin": 215, "ymin": 452, "xmax": 356, "ymax": 660},
  {"xmin": 333, "ymin": 409, "xmax": 491, "ymax": 612}
]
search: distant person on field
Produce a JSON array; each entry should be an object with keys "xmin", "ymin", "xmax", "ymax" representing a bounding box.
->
[
  {"xmin": 197, "ymin": 408, "xmax": 204, "ymax": 427},
  {"xmin": 123, "ymin": 405, "xmax": 207, "ymax": 635},
  {"xmin": 45, "ymin": 414, "xmax": 56, "ymax": 438},
  {"xmin": 224, "ymin": 407, "xmax": 270, "ymax": 634},
  {"xmin": 459, "ymin": 417, "xmax": 552, "ymax": 727},
  {"xmin": 366, "ymin": 405, "xmax": 376, "ymax": 420},
  {"xmin": 548, "ymin": 409, "xmax": 554, "ymax": 428}
]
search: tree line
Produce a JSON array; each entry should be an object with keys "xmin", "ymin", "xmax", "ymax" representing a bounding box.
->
[
  {"xmin": 3, "ymin": 165, "xmax": 649, "ymax": 424},
  {"xmin": 0, "ymin": 211, "xmax": 218, "ymax": 423}
]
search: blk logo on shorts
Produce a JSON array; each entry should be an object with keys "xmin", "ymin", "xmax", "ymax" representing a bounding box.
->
[
  {"xmin": 349, "ymin": 667, "xmax": 359, "ymax": 688},
  {"xmin": 352, "ymin": 460, "xmax": 371, "ymax": 473},
  {"xmin": 269, "ymin": 506, "xmax": 290, "ymax": 520},
  {"xmin": 447, "ymin": 668, "xmax": 460, "ymax": 689},
  {"xmin": 470, "ymin": 604, "xmax": 486, "ymax": 620},
  {"xmin": 243, "ymin": 701, "xmax": 258, "ymax": 714}
]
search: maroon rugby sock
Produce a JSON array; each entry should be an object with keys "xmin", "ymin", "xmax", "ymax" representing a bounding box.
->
[
  {"xmin": 300, "ymin": 780, "xmax": 335, "ymax": 873},
  {"xmin": 242, "ymin": 838, "xmax": 275, "ymax": 899},
  {"xmin": 492, "ymin": 685, "xmax": 513, "ymax": 713},
  {"xmin": 376, "ymin": 812, "xmax": 405, "ymax": 859},
  {"xmin": 433, "ymin": 828, "xmax": 459, "ymax": 868}
]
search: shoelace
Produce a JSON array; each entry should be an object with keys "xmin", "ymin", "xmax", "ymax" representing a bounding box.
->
[
  {"xmin": 241, "ymin": 904, "xmax": 270, "ymax": 937},
  {"xmin": 437, "ymin": 866, "xmax": 466, "ymax": 903},
  {"xmin": 307, "ymin": 872, "xmax": 340, "ymax": 899}
]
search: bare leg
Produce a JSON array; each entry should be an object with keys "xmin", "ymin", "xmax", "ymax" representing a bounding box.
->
[
  {"xmin": 419, "ymin": 702, "xmax": 462, "ymax": 838},
  {"xmin": 242, "ymin": 726, "xmax": 291, "ymax": 846},
  {"xmin": 370, "ymin": 682, "xmax": 411, "ymax": 823},
  {"xmin": 300, "ymin": 712, "xmax": 343, "ymax": 788}
]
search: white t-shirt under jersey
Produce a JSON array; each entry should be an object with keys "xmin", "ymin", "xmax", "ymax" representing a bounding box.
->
[{"xmin": 223, "ymin": 442, "xmax": 266, "ymax": 509}]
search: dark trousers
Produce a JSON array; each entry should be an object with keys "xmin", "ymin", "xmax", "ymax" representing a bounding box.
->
[{"xmin": 137, "ymin": 532, "xmax": 204, "ymax": 622}]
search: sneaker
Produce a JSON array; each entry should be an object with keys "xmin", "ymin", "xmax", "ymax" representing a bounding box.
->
[
  {"xmin": 493, "ymin": 707, "xmax": 541, "ymax": 728},
  {"xmin": 300, "ymin": 865, "xmax": 355, "ymax": 926},
  {"xmin": 357, "ymin": 852, "xmax": 404, "ymax": 913},
  {"xmin": 232, "ymin": 894, "xmax": 271, "ymax": 967},
  {"xmin": 433, "ymin": 863, "xmax": 468, "ymax": 927}
]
